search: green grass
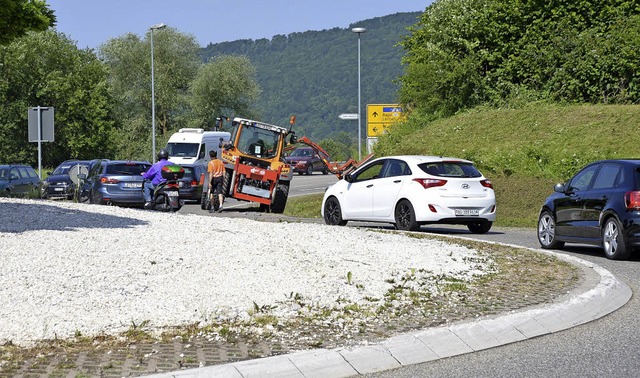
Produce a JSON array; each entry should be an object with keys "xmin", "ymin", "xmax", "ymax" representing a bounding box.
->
[
  {"xmin": 284, "ymin": 193, "xmax": 323, "ymax": 218},
  {"xmin": 285, "ymin": 103, "xmax": 640, "ymax": 228}
]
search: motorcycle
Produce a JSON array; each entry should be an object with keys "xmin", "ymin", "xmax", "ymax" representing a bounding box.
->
[{"xmin": 146, "ymin": 164, "xmax": 185, "ymax": 212}]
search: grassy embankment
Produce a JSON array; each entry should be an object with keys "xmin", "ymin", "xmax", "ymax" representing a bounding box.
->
[{"xmin": 285, "ymin": 103, "xmax": 640, "ymax": 227}]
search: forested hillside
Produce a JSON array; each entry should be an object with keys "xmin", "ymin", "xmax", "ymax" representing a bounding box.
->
[{"xmin": 201, "ymin": 12, "xmax": 420, "ymax": 143}]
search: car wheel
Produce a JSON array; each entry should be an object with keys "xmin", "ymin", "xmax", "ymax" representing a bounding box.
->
[
  {"xmin": 306, "ymin": 165, "xmax": 313, "ymax": 175},
  {"xmin": 395, "ymin": 199, "xmax": 419, "ymax": 231},
  {"xmin": 467, "ymin": 220, "xmax": 492, "ymax": 234},
  {"xmin": 322, "ymin": 166, "xmax": 328, "ymax": 175},
  {"xmin": 602, "ymin": 217, "xmax": 631, "ymax": 260},
  {"xmin": 324, "ymin": 197, "xmax": 347, "ymax": 226},
  {"xmin": 537, "ymin": 210, "xmax": 564, "ymax": 249}
]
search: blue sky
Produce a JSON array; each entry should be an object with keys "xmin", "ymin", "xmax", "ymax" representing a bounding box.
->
[{"xmin": 47, "ymin": 0, "xmax": 432, "ymax": 50}]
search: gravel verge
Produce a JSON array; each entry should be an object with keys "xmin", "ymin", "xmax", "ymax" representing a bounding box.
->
[{"xmin": 0, "ymin": 198, "xmax": 492, "ymax": 347}]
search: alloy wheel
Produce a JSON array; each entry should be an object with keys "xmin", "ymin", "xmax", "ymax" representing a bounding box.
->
[{"xmin": 603, "ymin": 219, "xmax": 619, "ymax": 255}]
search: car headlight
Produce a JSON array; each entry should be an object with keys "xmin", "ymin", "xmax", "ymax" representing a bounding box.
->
[{"xmin": 42, "ymin": 180, "xmax": 49, "ymax": 188}]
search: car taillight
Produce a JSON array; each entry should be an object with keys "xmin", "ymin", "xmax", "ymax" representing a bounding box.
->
[
  {"xmin": 190, "ymin": 180, "xmax": 198, "ymax": 186},
  {"xmin": 413, "ymin": 178, "xmax": 447, "ymax": 189},
  {"xmin": 167, "ymin": 182, "xmax": 180, "ymax": 189},
  {"xmin": 480, "ymin": 179, "xmax": 493, "ymax": 189},
  {"xmin": 625, "ymin": 191, "xmax": 640, "ymax": 210},
  {"xmin": 100, "ymin": 177, "xmax": 119, "ymax": 184}
]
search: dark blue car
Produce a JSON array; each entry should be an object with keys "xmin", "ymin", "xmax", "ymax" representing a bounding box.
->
[
  {"xmin": 537, "ymin": 159, "xmax": 640, "ymax": 260},
  {"xmin": 41, "ymin": 159, "xmax": 98, "ymax": 200}
]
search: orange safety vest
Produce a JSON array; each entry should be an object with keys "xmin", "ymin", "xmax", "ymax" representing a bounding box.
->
[{"xmin": 208, "ymin": 159, "xmax": 225, "ymax": 178}]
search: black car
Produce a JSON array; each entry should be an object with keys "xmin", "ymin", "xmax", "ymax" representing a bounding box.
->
[
  {"xmin": 79, "ymin": 160, "xmax": 151, "ymax": 207},
  {"xmin": 41, "ymin": 159, "xmax": 97, "ymax": 200},
  {"xmin": 178, "ymin": 164, "xmax": 206, "ymax": 203},
  {"xmin": 537, "ymin": 159, "xmax": 640, "ymax": 260}
]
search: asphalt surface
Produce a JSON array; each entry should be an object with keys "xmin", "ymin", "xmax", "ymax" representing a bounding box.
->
[{"xmin": 368, "ymin": 233, "xmax": 640, "ymax": 378}]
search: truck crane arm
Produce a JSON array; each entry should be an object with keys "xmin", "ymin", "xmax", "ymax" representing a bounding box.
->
[{"xmin": 293, "ymin": 136, "xmax": 374, "ymax": 179}]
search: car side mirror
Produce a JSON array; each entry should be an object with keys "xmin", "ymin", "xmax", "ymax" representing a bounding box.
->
[
  {"xmin": 554, "ymin": 183, "xmax": 567, "ymax": 193},
  {"xmin": 345, "ymin": 173, "xmax": 354, "ymax": 183}
]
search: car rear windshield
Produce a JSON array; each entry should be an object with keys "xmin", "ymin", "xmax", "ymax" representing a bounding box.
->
[
  {"xmin": 181, "ymin": 166, "xmax": 196, "ymax": 177},
  {"xmin": 106, "ymin": 163, "xmax": 149, "ymax": 175},
  {"xmin": 53, "ymin": 163, "xmax": 89, "ymax": 175},
  {"xmin": 418, "ymin": 161, "xmax": 482, "ymax": 178}
]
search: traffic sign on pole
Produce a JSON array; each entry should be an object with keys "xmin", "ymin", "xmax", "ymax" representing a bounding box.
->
[
  {"xmin": 28, "ymin": 106, "xmax": 55, "ymax": 179},
  {"xmin": 366, "ymin": 104, "xmax": 406, "ymax": 137}
]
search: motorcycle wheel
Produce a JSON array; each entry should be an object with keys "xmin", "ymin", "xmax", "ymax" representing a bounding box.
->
[{"xmin": 154, "ymin": 194, "xmax": 169, "ymax": 212}]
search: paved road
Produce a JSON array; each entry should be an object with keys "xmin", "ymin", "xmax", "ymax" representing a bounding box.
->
[
  {"xmin": 179, "ymin": 172, "xmax": 338, "ymax": 214},
  {"xmin": 181, "ymin": 174, "xmax": 639, "ymax": 377},
  {"xmin": 366, "ymin": 229, "xmax": 640, "ymax": 377}
]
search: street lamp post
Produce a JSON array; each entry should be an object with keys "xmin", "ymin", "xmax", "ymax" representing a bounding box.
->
[
  {"xmin": 352, "ymin": 27, "xmax": 366, "ymax": 161},
  {"xmin": 150, "ymin": 23, "xmax": 166, "ymax": 163}
]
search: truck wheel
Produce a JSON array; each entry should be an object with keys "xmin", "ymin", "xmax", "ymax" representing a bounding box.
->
[
  {"xmin": 200, "ymin": 190, "xmax": 210, "ymax": 210},
  {"xmin": 270, "ymin": 182, "xmax": 289, "ymax": 213},
  {"xmin": 222, "ymin": 169, "xmax": 232, "ymax": 197}
]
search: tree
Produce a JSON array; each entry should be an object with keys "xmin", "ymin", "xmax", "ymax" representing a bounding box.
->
[
  {"xmin": 99, "ymin": 28, "xmax": 200, "ymax": 160},
  {"xmin": 190, "ymin": 55, "xmax": 261, "ymax": 129},
  {"xmin": 399, "ymin": 0, "xmax": 640, "ymax": 117},
  {"xmin": 0, "ymin": 0, "xmax": 55, "ymax": 45},
  {"xmin": 0, "ymin": 30, "xmax": 117, "ymax": 167}
]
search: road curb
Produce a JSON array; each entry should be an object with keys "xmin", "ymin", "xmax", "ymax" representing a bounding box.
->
[{"xmin": 144, "ymin": 246, "xmax": 631, "ymax": 378}]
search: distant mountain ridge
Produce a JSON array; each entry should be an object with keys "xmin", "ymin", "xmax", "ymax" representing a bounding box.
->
[{"xmin": 200, "ymin": 12, "xmax": 421, "ymax": 142}]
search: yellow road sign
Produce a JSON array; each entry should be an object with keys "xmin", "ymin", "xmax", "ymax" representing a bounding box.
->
[{"xmin": 366, "ymin": 104, "xmax": 406, "ymax": 137}]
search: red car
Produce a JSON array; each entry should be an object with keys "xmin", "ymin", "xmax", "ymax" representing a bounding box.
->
[{"xmin": 285, "ymin": 147, "xmax": 329, "ymax": 175}]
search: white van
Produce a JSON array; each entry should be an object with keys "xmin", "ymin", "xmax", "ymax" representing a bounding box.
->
[{"xmin": 165, "ymin": 128, "xmax": 230, "ymax": 165}]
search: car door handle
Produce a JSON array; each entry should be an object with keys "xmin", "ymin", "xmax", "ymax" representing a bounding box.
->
[
  {"xmin": 367, "ymin": 184, "xmax": 373, "ymax": 188},
  {"xmin": 601, "ymin": 196, "xmax": 608, "ymax": 201},
  {"xmin": 394, "ymin": 180, "xmax": 402, "ymax": 183}
]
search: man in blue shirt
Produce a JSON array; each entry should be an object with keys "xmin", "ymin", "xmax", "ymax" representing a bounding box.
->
[{"xmin": 141, "ymin": 149, "xmax": 173, "ymax": 209}]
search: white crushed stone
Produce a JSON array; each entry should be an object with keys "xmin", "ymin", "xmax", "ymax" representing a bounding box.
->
[{"xmin": 0, "ymin": 198, "xmax": 491, "ymax": 346}]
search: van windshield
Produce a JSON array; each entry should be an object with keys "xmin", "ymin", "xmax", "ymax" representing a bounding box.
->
[{"xmin": 166, "ymin": 143, "xmax": 198, "ymax": 157}]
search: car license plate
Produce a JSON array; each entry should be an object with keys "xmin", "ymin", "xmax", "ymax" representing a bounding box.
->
[
  {"xmin": 54, "ymin": 188, "xmax": 63, "ymax": 191},
  {"xmin": 167, "ymin": 191, "xmax": 179, "ymax": 197},
  {"xmin": 455, "ymin": 209, "xmax": 479, "ymax": 216},
  {"xmin": 123, "ymin": 182, "xmax": 142, "ymax": 188}
]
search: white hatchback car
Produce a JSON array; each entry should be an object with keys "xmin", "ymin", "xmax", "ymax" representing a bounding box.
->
[{"xmin": 321, "ymin": 156, "xmax": 496, "ymax": 233}]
